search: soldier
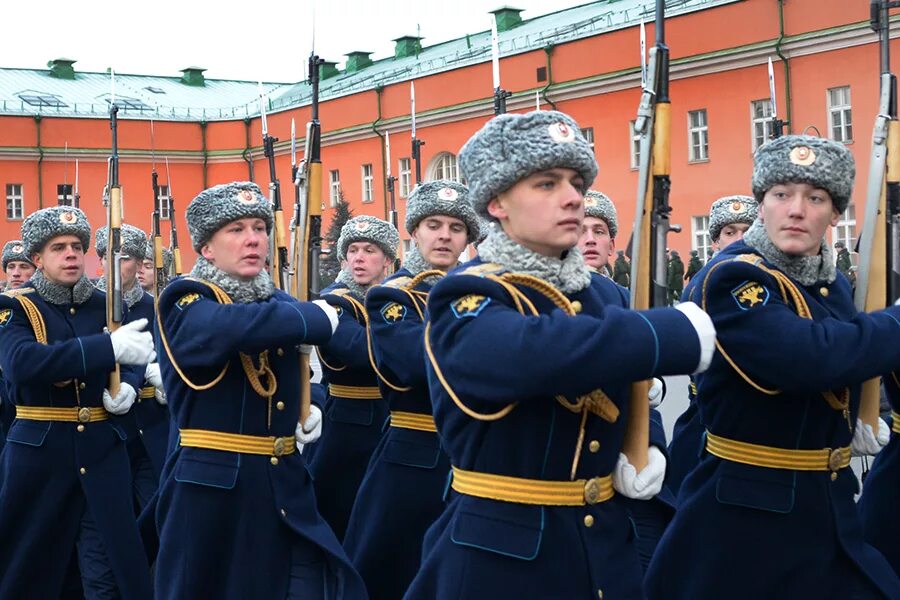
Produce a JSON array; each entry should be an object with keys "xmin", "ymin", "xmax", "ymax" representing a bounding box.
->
[
  {"xmin": 613, "ymin": 249, "xmax": 630, "ymax": 288},
  {"xmin": 2, "ymin": 240, "xmax": 35, "ymax": 291},
  {"xmin": 0, "ymin": 206, "xmax": 156, "ymax": 598},
  {"xmin": 153, "ymin": 182, "xmax": 365, "ymax": 598},
  {"xmin": 405, "ymin": 110, "xmax": 715, "ymax": 599},
  {"xmin": 137, "ymin": 243, "xmax": 173, "ymax": 294},
  {"xmin": 667, "ymin": 195, "xmax": 758, "ymax": 497},
  {"xmin": 684, "ymin": 250, "xmax": 703, "ymax": 282},
  {"xmin": 95, "ymin": 224, "xmax": 168, "ymax": 511},
  {"xmin": 577, "ymin": 190, "xmax": 617, "ymax": 276},
  {"xmin": 645, "ymin": 135, "xmax": 900, "ymax": 599},
  {"xmin": 667, "ymin": 250, "xmax": 684, "ymax": 304},
  {"xmin": 343, "ymin": 180, "xmax": 479, "ymax": 599},
  {"xmin": 835, "ymin": 240, "xmax": 852, "ymax": 279},
  {"xmin": 309, "ymin": 214, "xmax": 399, "ymax": 541}
]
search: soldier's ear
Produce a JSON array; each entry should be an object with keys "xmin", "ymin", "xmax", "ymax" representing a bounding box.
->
[
  {"xmin": 487, "ymin": 197, "xmax": 507, "ymax": 221},
  {"xmin": 200, "ymin": 243, "xmax": 214, "ymax": 262}
]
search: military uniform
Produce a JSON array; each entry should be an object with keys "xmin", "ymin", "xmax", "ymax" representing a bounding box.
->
[
  {"xmin": 685, "ymin": 250, "xmax": 702, "ymax": 282},
  {"xmin": 0, "ymin": 239, "xmax": 33, "ymax": 450},
  {"xmin": 613, "ymin": 251, "xmax": 630, "ymax": 288},
  {"xmin": 667, "ymin": 251, "xmax": 684, "ymax": 304}
]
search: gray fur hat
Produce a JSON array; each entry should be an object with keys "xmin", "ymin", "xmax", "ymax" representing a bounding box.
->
[
  {"xmin": 405, "ymin": 180, "xmax": 480, "ymax": 244},
  {"xmin": 459, "ymin": 110, "xmax": 598, "ymax": 221},
  {"xmin": 142, "ymin": 240, "xmax": 175, "ymax": 272},
  {"xmin": 2, "ymin": 240, "xmax": 34, "ymax": 269},
  {"xmin": 337, "ymin": 215, "xmax": 399, "ymax": 261},
  {"xmin": 95, "ymin": 223, "xmax": 149, "ymax": 260},
  {"xmin": 583, "ymin": 190, "xmax": 618, "ymax": 238},
  {"xmin": 21, "ymin": 206, "xmax": 91, "ymax": 257},
  {"xmin": 186, "ymin": 182, "xmax": 273, "ymax": 252},
  {"xmin": 752, "ymin": 135, "xmax": 854, "ymax": 213},
  {"xmin": 708, "ymin": 195, "xmax": 758, "ymax": 242}
]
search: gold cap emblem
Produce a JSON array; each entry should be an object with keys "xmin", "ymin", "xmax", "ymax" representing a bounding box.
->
[
  {"xmin": 789, "ymin": 146, "xmax": 817, "ymax": 166},
  {"xmin": 11, "ymin": 244, "xmax": 23, "ymax": 253},
  {"xmin": 584, "ymin": 196, "xmax": 598, "ymax": 208},
  {"xmin": 355, "ymin": 220, "xmax": 370, "ymax": 232},
  {"xmin": 548, "ymin": 122, "xmax": 575, "ymax": 143},
  {"xmin": 236, "ymin": 189, "xmax": 256, "ymax": 204},
  {"xmin": 729, "ymin": 201, "xmax": 745, "ymax": 213},
  {"xmin": 438, "ymin": 187, "xmax": 458, "ymax": 201},
  {"xmin": 59, "ymin": 212, "xmax": 77, "ymax": 224}
]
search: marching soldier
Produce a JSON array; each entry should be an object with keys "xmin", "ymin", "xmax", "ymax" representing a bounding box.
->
[
  {"xmin": 153, "ymin": 182, "xmax": 365, "ymax": 598},
  {"xmin": 405, "ymin": 110, "xmax": 715, "ymax": 598},
  {"xmin": 685, "ymin": 250, "xmax": 702, "ymax": 282},
  {"xmin": 645, "ymin": 136, "xmax": 900, "ymax": 599},
  {"xmin": 0, "ymin": 240, "xmax": 35, "ymax": 447},
  {"xmin": 0, "ymin": 206, "xmax": 156, "ymax": 598},
  {"xmin": 137, "ymin": 242, "xmax": 173, "ymax": 294},
  {"xmin": 667, "ymin": 195, "xmax": 758, "ymax": 497},
  {"xmin": 835, "ymin": 240, "xmax": 852, "ymax": 279},
  {"xmin": 667, "ymin": 250, "xmax": 684, "ymax": 304},
  {"xmin": 309, "ymin": 214, "xmax": 399, "ymax": 541},
  {"xmin": 342, "ymin": 180, "xmax": 479, "ymax": 599},
  {"xmin": 613, "ymin": 249, "xmax": 630, "ymax": 288}
]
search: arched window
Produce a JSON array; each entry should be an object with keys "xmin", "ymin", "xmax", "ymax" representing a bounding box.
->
[{"xmin": 428, "ymin": 152, "xmax": 461, "ymax": 182}]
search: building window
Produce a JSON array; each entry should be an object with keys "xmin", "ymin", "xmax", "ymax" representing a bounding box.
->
[
  {"xmin": 828, "ymin": 86, "xmax": 853, "ymax": 143},
  {"xmin": 832, "ymin": 203, "xmax": 857, "ymax": 264},
  {"xmin": 581, "ymin": 127, "xmax": 595, "ymax": 151},
  {"xmin": 156, "ymin": 185, "xmax": 171, "ymax": 219},
  {"xmin": 17, "ymin": 92, "xmax": 67, "ymax": 108},
  {"xmin": 692, "ymin": 215, "xmax": 711, "ymax": 263},
  {"xmin": 630, "ymin": 120, "xmax": 641, "ymax": 169},
  {"xmin": 751, "ymin": 99, "xmax": 775, "ymax": 151},
  {"xmin": 688, "ymin": 109, "xmax": 709, "ymax": 162},
  {"xmin": 361, "ymin": 164, "xmax": 374, "ymax": 203},
  {"xmin": 57, "ymin": 184, "xmax": 74, "ymax": 206},
  {"xmin": 107, "ymin": 96, "xmax": 151, "ymax": 111},
  {"xmin": 6, "ymin": 184, "xmax": 23, "ymax": 220},
  {"xmin": 398, "ymin": 158, "xmax": 412, "ymax": 197},
  {"xmin": 329, "ymin": 170, "xmax": 341, "ymax": 207},
  {"xmin": 430, "ymin": 152, "xmax": 460, "ymax": 182}
]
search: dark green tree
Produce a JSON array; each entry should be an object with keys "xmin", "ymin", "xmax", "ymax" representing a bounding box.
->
[{"xmin": 319, "ymin": 190, "xmax": 353, "ymax": 289}]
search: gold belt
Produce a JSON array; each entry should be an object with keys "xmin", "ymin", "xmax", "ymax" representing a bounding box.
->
[
  {"xmin": 139, "ymin": 386, "xmax": 156, "ymax": 400},
  {"xmin": 451, "ymin": 466, "xmax": 614, "ymax": 506},
  {"xmin": 892, "ymin": 411, "xmax": 900, "ymax": 435},
  {"xmin": 706, "ymin": 431, "xmax": 850, "ymax": 473},
  {"xmin": 16, "ymin": 405, "xmax": 108, "ymax": 423},
  {"xmin": 328, "ymin": 384, "xmax": 381, "ymax": 400},
  {"xmin": 390, "ymin": 411, "xmax": 437, "ymax": 432},
  {"xmin": 179, "ymin": 429, "xmax": 296, "ymax": 457}
]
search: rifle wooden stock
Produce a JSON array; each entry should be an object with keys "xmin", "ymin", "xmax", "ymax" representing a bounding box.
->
[
  {"xmin": 299, "ymin": 160, "xmax": 323, "ymax": 425},
  {"xmin": 172, "ymin": 247, "xmax": 182, "ymax": 276},
  {"xmin": 106, "ymin": 185, "xmax": 123, "ymax": 397}
]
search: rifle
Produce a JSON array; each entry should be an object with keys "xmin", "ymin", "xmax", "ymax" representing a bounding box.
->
[
  {"xmin": 258, "ymin": 83, "xmax": 289, "ymax": 290},
  {"xmin": 150, "ymin": 122, "xmax": 165, "ymax": 299},
  {"xmin": 62, "ymin": 142, "xmax": 68, "ymax": 206},
  {"xmin": 626, "ymin": 1, "xmax": 680, "ymax": 470},
  {"xmin": 104, "ymin": 71, "xmax": 124, "ymax": 397},
  {"xmin": 856, "ymin": 0, "xmax": 900, "ymax": 430},
  {"xmin": 767, "ymin": 57, "xmax": 785, "ymax": 139},
  {"xmin": 385, "ymin": 130, "xmax": 400, "ymax": 271},
  {"xmin": 73, "ymin": 159, "xmax": 80, "ymax": 209},
  {"xmin": 491, "ymin": 14, "xmax": 511, "ymax": 115},
  {"xmin": 411, "ymin": 82, "xmax": 424, "ymax": 184},
  {"xmin": 165, "ymin": 157, "xmax": 182, "ymax": 276}
]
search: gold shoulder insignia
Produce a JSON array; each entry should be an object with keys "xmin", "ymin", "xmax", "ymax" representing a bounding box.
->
[
  {"xmin": 2, "ymin": 287, "xmax": 34, "ymax": 297},
  {"xmin": 458, "ymin": 262, "xmax": 506, "ymax": 277},
  {"xmin": 731, "ymin": 281, "xmax": 769, "ymax": 310},
  {"xmin": 0, "ymin": 308, "xmax": 12, "ymax": 327},
  {"xmin": 451, "ymin": 294, "xmax": 491, "ymax": 319},
  {"xmin": 384, "ymin": 276, "xmax": 413, "ymax": 289},
  {"xmin": 176, "ymin": 292, "xmax": 201, "ymax": 310},
  {"xmin": 380, "ymin": 302, "xmax": 407, "ymax": 324},
  {"xmin": 329, "ymin": 288, "xmax": 350, "ymax": 297}
]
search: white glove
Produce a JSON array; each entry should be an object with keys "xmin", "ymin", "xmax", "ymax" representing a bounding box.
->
[
  {"xmin": 155, "ymin": 388, "xmax": 168, "ymax": 406},
  {"xmin": 613, "ymin": 446, "xmax": 667, "ymax": 500},
  {"xmin": 311, "ymin": 300, "xmax": 339, "ymax": 335},
  {"xmin": 144, "ymin": 363, "xmax": 163, "ymax": 388},
  {"xmin": 648, "ymin": 378, "xmax": 664, "ymax": 408},
  {"xmin": 674, "ymin": 302, "xmax": 716, "ymax": 374},
  {"xmin": 295, "ymin": 405, "xmax": 323, "ymax": 454},
  {"xmin": 299, "ymin": 344, "xmax": 313, "ymax": 355},
  {"xmin": 851, "ymin": 417, "xmax": 890, "ymax": 457},
  {"xmin": 103, "ymin": 383, "xmax": 137, "ymax": 415},
  {"xmin": 110, "ymin": 319, "xmax": 156, "ymax": 365}
]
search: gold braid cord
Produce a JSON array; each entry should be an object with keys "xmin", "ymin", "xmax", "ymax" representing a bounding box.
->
[{"xmin": 15, "ymin": 296, "xmax": 47, "ymax": 344}]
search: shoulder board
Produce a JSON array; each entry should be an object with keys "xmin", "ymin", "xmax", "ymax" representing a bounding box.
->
[
  {"xmin": 456, "ymin": 262, "xmax": 507, "ymax": 277},
  {"xmin": 327, "ymin": 288, "xmax": 351, "ymax": 297},
  {"xmin": 2, "ymin": 287, "xmax": 34, "ymax": 297},
  {"xmin": 383, "ymin": 276, "xmax": 413, "ymax": 289}
]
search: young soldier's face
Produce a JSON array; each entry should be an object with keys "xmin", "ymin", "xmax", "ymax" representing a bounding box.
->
[
  {"xmin": 346, "ymin": 242, "xmax": 390, "ymax": 286},
  {"xmin": 32, "ymin": 235, "xmax": 85, "ymax": 287},
  {"xmin": 412, "ymin": 215, "xmax": 468, "ymax": 270},
  {"xmin": 201, "ymin": 217, "xmax": 269, "ymax": 279},
  {"xmin": 577, "ymin": 216, "xmax": 615, "ymax": 270},
  {"xmin": 5, "ymin": 260, "xmax": 35, "ymax": 289},
  {"xmin": 138, "ymin": 258, "xmax": 155, "ymax": 291},
  {"xmin": 712, "ymin": 222, "xmax": 751, "ymax": 251},
  {"xmin": 488, "ymin": 168, "xmax": 585, "ymax": 258},
  {"xmin": 99, "ymin": 255, "xmax": 141, "ymax": 290},
  {"xmin": 760, "ymin": 183, "xmax": 840, "ymax": 257}
]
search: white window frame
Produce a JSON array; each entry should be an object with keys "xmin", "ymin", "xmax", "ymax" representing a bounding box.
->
[
  {"xmin": 398, "ymin": 158, "xmax": 411, "ymax": 198},
  {"xmin": 692, "ymin": 215, "xmax": 711, "ymax": 264},
  {"xmin": 6, "ymin": 184, "xmax": 23, "ymax": 220},
  {"xmin": 629, "ymin": 120, "xmax": 641, "ymax": 170},
  {"xmin": 750, "ymin": 99, "xmax": 774, "ymax": 151},
  {"xmin": 688, "ymin": 109, "xmax": 709, "ymax": 162},
  {"xmin": 828, "ymin": 86, "xmax": 853, "ymax": 144},
  {"xmin": 361, "ymin": 164, "xmax": 374, "ymax": 203},
  {"xmin": 156, "ymin": 185, "xmax": 171, "ymax": 219},
  {"xmin": 57, "ymin": 183, "xmax": 74, "ymax": 206},
  {"xmin": 431, "ymin": 152, "xmax": 460, "ymax": 182},
  {"xmin": 581, "ymin": 127, "xmax": 595, "ymax": 151},
  {"xmin": 831, "ymin": 203, "xmax": 857, "ymax": 265},
  {"xmin": 329, "ymin": 170, "xmax": 341, "ymax": 207}
]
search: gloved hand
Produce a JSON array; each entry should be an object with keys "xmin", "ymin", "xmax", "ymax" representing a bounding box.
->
[
  {"xmin": 103, "ymin": 383, "xmax": 137, "ymax": 415},
  {"xmin": 299, "ymin": 344, "xmax": 314, "ymax": 355},
  {"xmin": 312, "ymin": 300, "xmax": 339, "ymax": 335},
  {"xmin": 110, "ymin": 319, "xmax": 156, "ymax": 365},
  {"xmin": 674, "ymin": 302, "xmax": 716, "ymax": 374},
  {"xmin": 613, "ymin": 446, "xmax": 667, "ymax": 500},
  {"xmin": 648, "ymin": 378, "xmax": 664, "ymax": 408},
  {"xmin": 144, "ymin": 363, "xmax": 163, "ymax": 388},
  {"xmin": 295, "ymin": 405, "xmax": 323, "ymax": 454},
  {"xmin": 851, "ymin": 417, "xmax": 890, "ymax": 457},
  {"xmin": 155, "ymin": 388, "xmax": 168, "ymax": 406}
]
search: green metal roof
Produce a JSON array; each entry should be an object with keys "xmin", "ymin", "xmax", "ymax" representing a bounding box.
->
[{"xmin": 0, "ymin": 0, "xmax": 737, "ymax": 122}]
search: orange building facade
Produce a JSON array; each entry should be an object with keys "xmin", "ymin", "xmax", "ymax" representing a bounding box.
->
[{"xmin": 0, "ymin": 0, "xmax": 896, "ymax": 276}]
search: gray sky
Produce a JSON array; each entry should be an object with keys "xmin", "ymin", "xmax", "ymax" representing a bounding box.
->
[{"xmin": 5, "ymin": 0, "xmax": 582, "ymax": 82}]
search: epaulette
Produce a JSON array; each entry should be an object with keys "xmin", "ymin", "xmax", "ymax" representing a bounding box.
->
[
  {"xmin": 383, "ymin": 276, "xmax": 413, "ymax": 289},
  {"xmin": 456, "ymin": 262, "xmax": 507, "ymax": 277},
  {"xmin": 2, "ymin": 287, "xmax": 34, "ymax": 297},
  {"xmin": 327, "ymin": 288, "xmax": 351, "ymax": 297}
]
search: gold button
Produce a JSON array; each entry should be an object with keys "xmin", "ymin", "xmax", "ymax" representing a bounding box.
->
[
  {"xmin": 571, "ymin": 301, "xmax": 582, "ymax": 314},
  {"xmin": 584, "ymin": 515, "xmax": 594, "ymax": 527},
  {"xmin": 276, "ymin": 401, "xmax": 285, "ymax": 411},
  {"xmin": 79, "ymin": 382, "xmax": 86, "ymax": 390},
  {"xmin": 69, "ymin": 307, "xmax": 76, "ymax": 315},
  {"xmin": 270, "ymin": 457, "xmax": 279, "ymax": 466},
  {"xmin": 76, "ymin": 424, "xmax": 85, "ymax": 432},
  {"xmin": 277, "ymin": 348, "xmax": 284, "ymax": 357},
  {"xmin": 820, "ymin": 287, "xmax": 829, "ymax": 297},
  {"xmin": 589, "ymin": 440, "xmax": 600, "ymax": 453},
  {"xmin": 79, "ymin": 467, "xmax": 86, "ymax": 475},
  {"xmin": 139, "ymin": 429, "xmax": 144, "ymax": 436},
  {"xmin": 280, "ymin": 509, "xmax": 286, "ymax": 517},
  {"xmin": 831, "ymin": 472, "xmax": 838, "ymax": 481},
  {"xmin": 598, "ymin": 591, "xmax": 603, "ymax": 600}
]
